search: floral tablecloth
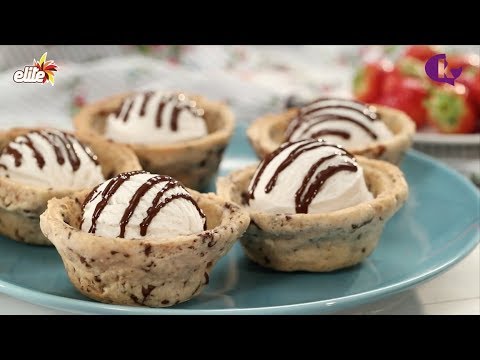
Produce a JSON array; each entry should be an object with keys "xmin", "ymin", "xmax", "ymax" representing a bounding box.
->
[{"xmin": 0, "ymin": 45, "xmax": 366, "ymax": 128}]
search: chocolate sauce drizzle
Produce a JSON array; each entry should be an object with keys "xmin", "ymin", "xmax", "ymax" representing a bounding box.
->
[
  {"xmin": 248, "ymin": 139, "xmax": 358, "ymax": 214},
  {"xmin": 140, "ymin": 193, "xmax": 206, "ymax": 236},
  {"xmin": 119, "ymin": 175, "xmax": 180, "ymax": 238},
  {"xmin": 139, "ymin": 91, "xmax": 154, "ymax": 116},
  {"xmin": 296, "ymin": 115, "xmax": 377, "ymax": 140},
  {"xmin": 155, "ymin": 101, "xmax": 166, "ymax": 128},
  {"xmin": 295, "ymin": 162, "xmax": 357, "ymax": 213},
  {"xmin": 264, "ymin": 142, "xmax": 345, "ymax": 193},
  {"xmin": 302, "ymin": 97, "xmax": 377, "ymax": 119},
  {"xmin": 82, "ymin": 183, "xmax": 103, "ymax": 210},
  {"xmin": 170, "ymin": 106, "xmax": 182, "ymax": 131},
  {"xmin": 4, "ymin": 145, "xmax": 22, "ymax": 167},
  {"xmin": 122, "ymin": 100, "xmax": 135, "ymax": 123},
  {"xmin": 0, "ymin": 130, "xmax": 99, "ymax": 171},
  {"xmin": 286, "ymin": 97, "xmax": 380, "ymax": 142},
  {"xmin": 310, "ymin": 129, "xmax": 351, "ymax": 140},
  {"xmin": 35, "ymin": 131, "xmax": 65, "ymax": 166},
  {"xmin": 87, "ymin": 171, "xmax": 146, "ymax": 234},
  {"xmin": 80, "ymin": 183, "xmax": 107, "ymax": 229},
  {"xmin": 21, "ymin": 135, "xmax": 45, "ymax": 169},
  {"xmin": 113, "ymin": 92, "xmax": 204, "ymax": 132},
  {"xmin": 154, "ymin": 94, "xmax": 177, "ymax": 128},
  {"xmin": 247, "ymin": 142, "xmax": 292, "ymax": 201},
  {"xmin": 83, "ymin": 171, "xmax": 206, "ymax": 237}
]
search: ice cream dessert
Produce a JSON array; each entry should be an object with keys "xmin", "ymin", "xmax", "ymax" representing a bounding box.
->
[
  {"xmin": 247, "ymin": 97, "xmax": 415, "ymax": 164},
  {"xmin": 246, "ymin": 139, "xmax": 373, "ymax": 214},
  {"xmin": 104, "ymin": 92, "xmax": 208, "ymax": 145},
  {"xmin": 0, "ymin": 127, "xmax": 141, "ymax": 245},
  {"xmin": 285, "ymin": 98, "xmax": 393, "ymax": 148},
  {"xmin": 40, "ymin": 171, "xmax": 250, "ymax": 307},
  {"xmin": 74, "ymin": 90, "xmax": 235, "ymax": 190},
  {"xmin": 80, "ymin": 171, "xmax": 206, "ymax": 240},
  {"xmin": 217, "ymin": 139, "xmax": 408, "ymax": 272},
  {"xmin": 0, "ymin": 129, "xmax": 104, "ymax": 189}
]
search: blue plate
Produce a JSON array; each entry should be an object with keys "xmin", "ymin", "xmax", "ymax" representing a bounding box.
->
[{"xmin": 0, "ymin": 123, "xmax": 479, "ymax": 314}]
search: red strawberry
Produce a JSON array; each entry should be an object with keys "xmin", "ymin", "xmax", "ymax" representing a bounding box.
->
[
  {"xmin": 424, "ymin": 85, "xmax": 477, "ymax": 134},
  {"xmin": 459, "ymin": 71, "xmax": 480, "ymax": 110},
  {"xmin": 381, "ymin": 67, "xmax": 404, "ymax": 95},
  {"xmin": 353, "ymin": 61, "xmax": 390, "ymax": 103},
  {"xmin": 376, "ymin": 76, "xmax": 429, "ymax": 128},
  {"xmin": 404, "ymin": 45, "xmax": 439, "ymax": 62}
]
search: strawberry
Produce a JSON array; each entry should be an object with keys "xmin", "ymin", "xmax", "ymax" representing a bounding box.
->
[
  {"xmin": 381, "ymin": 66, "xmax": 405, "ymax": 95},
  {"xmin": 459, "ymin": 70, "xmax": 480, "ymax": 111},
  {"xmin": 403, "ymin": 45, "xmax": 439, "ymax": 62},
  {"xmin": 353, "ymin": 61, "xmax": 390, "ymax": 103},
  {"xmin": 377, "ymin": 76, "xmax": 429, "ymax": 128},
  {"xmin": 424, "ymin": 85, "xmax": 478, "ymax": 134}
]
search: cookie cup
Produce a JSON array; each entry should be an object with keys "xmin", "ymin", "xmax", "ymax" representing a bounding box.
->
[
  {"xmin": 39, "ymin": 189, "xmax": 250, "ymax": 307},
  {"xmin": 74, "ymin": 93, "xmax": 235, "ymax": 190},
  {"xmin": 216, "ymin": 156, "xmax": 408, "ymax": 272},
  {"xmin": 247, "ymin": 105, "xmax": 415, "ymax": 164},
  {"xmin": 0, "ymin": 127, "xmax": 141, "ymax": 246}
]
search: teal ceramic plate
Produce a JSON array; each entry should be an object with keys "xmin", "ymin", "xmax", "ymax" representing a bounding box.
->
[{"xmin": 0, "ymin": 123, "xmax": 479, "ymax": 314}]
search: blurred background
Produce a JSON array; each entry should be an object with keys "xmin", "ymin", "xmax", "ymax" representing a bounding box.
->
[{"xmin": 0, "ymin": 45, "xmax": 478, "ymax": 183}]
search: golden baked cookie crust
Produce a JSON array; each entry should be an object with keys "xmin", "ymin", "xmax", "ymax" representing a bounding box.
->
[
  {"xmin": 0, "ymin": 128, "xmax": 142, "ymax": 245},
  {"xmin": 40, "ymin": 189, "xmax": 250, "ymax": 307},
  {"xmin": 247, "ymin": 105, "xmax": 415, "ymax": 164},
  {"xmin": 216, "ymin": 156, "xmax": 408, "ymax": 272},
  {"xmin": 74, "ymin": 93, "xmax": 235, "ymax": 190}
]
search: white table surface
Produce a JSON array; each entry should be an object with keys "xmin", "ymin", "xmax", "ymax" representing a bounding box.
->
[{"xmin": 1, "ymin": 245, "xmax": 478, "ymax": 315}]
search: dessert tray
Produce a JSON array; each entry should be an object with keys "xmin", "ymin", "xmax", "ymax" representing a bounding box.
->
[{"xmin": 0, "ymin": 123, "xmax": 478, "ymax": 314}]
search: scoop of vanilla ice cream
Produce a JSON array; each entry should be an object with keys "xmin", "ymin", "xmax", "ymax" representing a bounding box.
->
[
  {"xmin": 286, "ymin": 98, "xmax": 393, "ymax": 148},
  {"xmin": 247, "ymin": 139, "xmax": 373, "ymax": 214},
  {"xmin": 104, "ymin": 91, "xmax": 208, "ymax": 145},
  {"xmin": 81, "ymin": 171, "xmax": 206, "ymax": 240},
  {"xmin": 0, "ymin": 129, "xmax": 104, "ymax": 189}
]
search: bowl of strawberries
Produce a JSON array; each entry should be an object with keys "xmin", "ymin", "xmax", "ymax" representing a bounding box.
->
[{"xmin": 353, "ymin": 45, "xmax": 480, "ymax": 146}]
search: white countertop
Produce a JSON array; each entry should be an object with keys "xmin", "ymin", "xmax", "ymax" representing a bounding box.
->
[{"xmin": 1, "ymin": 245, "xmax": 478, "ymax": 315}]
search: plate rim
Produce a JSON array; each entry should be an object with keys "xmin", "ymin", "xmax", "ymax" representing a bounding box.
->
[{"xmin": 0, "ymin": 149, "xmax": 479, "ymax": 314}]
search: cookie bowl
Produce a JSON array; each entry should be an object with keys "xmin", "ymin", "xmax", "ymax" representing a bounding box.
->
[
  {"xmin": 39, "ymin": 188, "xmax": 250, "ymax": 307},
  {"xmin": 216, "ymin": 156, "xmax": 408, "ymax": 272},
  {"xmin": 247, "ymin": 105, "xmax": 415, "ymax": 164},
  {"xmin": 74, "ymin": 93, "xmax": 235, "ymax": 190}
]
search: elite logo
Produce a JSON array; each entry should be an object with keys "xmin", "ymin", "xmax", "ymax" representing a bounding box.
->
[
  {"xmin": 424, "ymin": 53, "xmax": 462, "ymax": 86},
  {"xmin": 13, "ymin": 52, "xmax": 58, "ymax": 86}
]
